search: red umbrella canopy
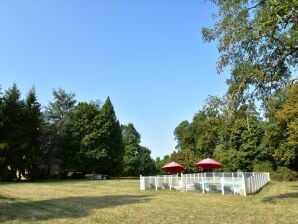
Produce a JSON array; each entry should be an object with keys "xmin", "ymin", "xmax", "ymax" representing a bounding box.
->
[
  {"xmin": 161, "ymin": 161, "xmax": 185, "ymax": 174},
  {"xmin": 195, "ymin": 158, "xmax": 223, "ymax": 170}
]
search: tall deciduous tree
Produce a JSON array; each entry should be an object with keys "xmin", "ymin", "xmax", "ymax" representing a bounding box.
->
[
  {"xmin": 170, "ymin": 148, "xmax": 200, "ymax": 173},
  {"xmin": 43, "ymin": 88, "xmax": 77, "ymax": 177},
  {"xmin": 202, "ymin": 0, "xmax": 297, "ymax": 107},
  {"xmin": 272, "ymin": 83, "xmax": 298, "ymax": 170},
  {"xmin": 174, "ymin": 120, "xmax": 194, "ymax": 151}
]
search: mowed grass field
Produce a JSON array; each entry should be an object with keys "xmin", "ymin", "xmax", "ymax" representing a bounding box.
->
[{"xmin": 0, "ymin": 179, "xmax": 297, "ymax": 224}]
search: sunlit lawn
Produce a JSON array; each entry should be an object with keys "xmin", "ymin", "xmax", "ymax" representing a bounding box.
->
[{"xmin": 0, "ymin": 179, "xmax": 297, "ymax": 224}]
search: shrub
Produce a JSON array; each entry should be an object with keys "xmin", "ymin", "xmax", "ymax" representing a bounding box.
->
[
  {"xmin": 253, "ymin": 161, "xmax": 274, "ymax": 172},
  {"xmin": 270, "ymin": 167, "xmax": 297, "ymax": 181}
]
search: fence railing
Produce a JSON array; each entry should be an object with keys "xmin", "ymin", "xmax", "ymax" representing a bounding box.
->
[
  {"xmin": 244, "ymin": 172, "xmax": 270, "ymax": 195},
  {"xmin": 140, "ymin": 172, "xmax": 270, "ymax": 196}
]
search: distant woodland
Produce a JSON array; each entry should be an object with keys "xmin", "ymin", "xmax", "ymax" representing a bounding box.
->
[{"xmin": 0, "ymin": 85, "xmax": 156, "ymax": 180}]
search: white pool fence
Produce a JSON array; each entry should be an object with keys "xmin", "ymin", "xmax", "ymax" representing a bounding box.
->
[{"xmin": 140, "ymin": 172, "xmax": 270, "ymax": 196}]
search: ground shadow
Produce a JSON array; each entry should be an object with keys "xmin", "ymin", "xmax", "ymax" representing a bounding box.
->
[
  {"xmin": 0, "ymin": 195, "xmax": 15, "ymax": 201},
  {"xmin": 0, "ymin": 194, "xmax": 152, "ymax": 221},
  {"xmin": 261, "ymin": 192, "xmax": 298, "ymax": 203}
]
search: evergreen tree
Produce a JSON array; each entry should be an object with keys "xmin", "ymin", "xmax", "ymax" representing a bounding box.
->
[
  {"xmin": 138, "ymin": 146, "xmax": 156, "ymax": 175},
  {"xmin": 23, "ymin": 88, "xmax": 43, "ymax": 179},
  {"xmin": 0, "ymin": 86, "xmax": 12, "ymax": 180},
  {"xmin": 97, "ymin": 97, "xmax": 124, "ymax": 175},
  {"xmin": 64, "ymin": 102, "xmax": 101, "ymax": 173},
  {"xmin": 122, "ymin": 123, "xmax": 142, "ymax": 176},
  {"xmin": 45, "ymin": 88, "xmax": 76, "ymax": 132},
  {"xmin": 121, "ymin": 124, "xmax": 156, "ymax": 176},
  {"xmin": 77, "ymin": 97, "xmax": 124, "ymax": 175},
  {"xmin": 0, "ymin": 84, "xmax": 25, "ymax": 180}
]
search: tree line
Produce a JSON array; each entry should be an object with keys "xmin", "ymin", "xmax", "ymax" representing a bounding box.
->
[
  {"xmin": 157, "ymin": 84, "xmax": 297, "ymax": 179},
  {"xmin": 0, "ymin": 85, "xmax": 155, "ymax": 181}
]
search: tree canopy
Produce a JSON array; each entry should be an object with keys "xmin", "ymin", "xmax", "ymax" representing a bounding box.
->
[
  {"xmin": 121, "ymin": 123, "xmax": 156, "ymax": 176},
  {"xmin": 202, "ymin": 0, "xmax": 297, "ymax": 107},
  {"xmin": 0, "ymin": 84, "xmax": 155, "ymax": 180}
]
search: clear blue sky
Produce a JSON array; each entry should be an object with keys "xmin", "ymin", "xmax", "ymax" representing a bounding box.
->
[{"xmin": 0, "ymin": 0, "xmax": 229, "ymax": 159}]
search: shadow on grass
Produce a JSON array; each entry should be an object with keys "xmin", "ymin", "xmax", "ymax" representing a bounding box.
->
[
  {"xmin": 0, "ymin": 194, "xmax": 152, "ymax": 221},
  {"xmin": 262, "ymin": 192, "xmax": 298, "ymax": 203},
  {"xmin": 290, "ymin": 185, "xmax": 298, "ymax": 190},
  {"xmin": 0, "ymin": 195, "xmax": 15, "ymax": 201}
]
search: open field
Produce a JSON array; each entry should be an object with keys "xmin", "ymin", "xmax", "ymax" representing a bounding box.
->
[{"xmin": 0, "ymin": 179, "xmax": 297, "ymax": 224}]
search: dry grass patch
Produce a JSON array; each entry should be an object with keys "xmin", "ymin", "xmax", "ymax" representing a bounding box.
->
[{"xmin": 0, "ymin": 179, "xmax": 297, "ymax": 224}]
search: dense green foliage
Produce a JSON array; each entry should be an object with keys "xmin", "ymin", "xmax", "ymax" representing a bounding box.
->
[
  {"xmin": 202, "ymin": 0, "xmax": 297, "ymax": 107},
  {"xmin": 158, "ymin": 0, "xmax": 297, "ymax": 179},
  {"xmin": 41, "ymin": 88, "xmax": 77, "ymax": 178},
  {"xmin": 0, "ymin": 85, "xmax": 43, "ymax": 180},
  {"xmin": 158, "ymin": 83, "xmax": 297, "ymax": 179},
  {"xmin": 0, "ymin": 85, "xmax": 155, "ymax": 180},
  {"xmin": 64, "ymin": 98, "xmax": 125, "ymax": 176},
  {"xmin": 121, "ymin": 124, "xmax": 155, "ymax": 176}
]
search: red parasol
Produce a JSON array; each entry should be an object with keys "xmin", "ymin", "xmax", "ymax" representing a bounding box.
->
[
  {"xmin": 161, "ymin": 161, "xmax": 185, "ymax": 174},
  {"xmin": 195, "ymin": 158, "xmax": 223, "ymax": 170}
]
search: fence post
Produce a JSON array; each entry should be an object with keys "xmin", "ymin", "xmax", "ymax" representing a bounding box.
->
[
  {"xmin": 140, "ymin": 175, "xmax": 145, "ymax": 190},
  {"xmin": 169, "ymin": 175, "xmax": 172, "ymax": 191},
  {"xmin": 202, "ymin": 176, "xmax": 205, "ymax": 194},
  {"xmin": 253, "ymin": 172, "xmax": 255, "ymax": 193},
  {"xmin": 242, "ymin": 173, "xmax": 247, "ymax": 196},
  {"xmin": 254, "ymin": 175, "xmax": 256, "ymax": 193},
  {"xmin": 232, "ymin": 173, "xmax": 235, "ymax": 195},
  {"xmin": 254, "ymin": 174, "xmax": 257, "ymax": 192},
  {"xmin": 180, "ymin": 173, "xmax": 183, "ymax": 192},
  {"xmin": 155, "ymin": 176, "xmax": 158, "ymax": 191},
  {"xmin": 221, "ymin": 177, "xmax": 224, "ymax": 195},
  {"xmin": 261, "ymin": 174, "xmax": 264, "ymax": 187},
  {"xmin": 186, "ymin": 175, "xmax": 188, "ymax": 192}
]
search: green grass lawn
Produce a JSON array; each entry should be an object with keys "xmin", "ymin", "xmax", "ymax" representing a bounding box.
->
[{"xmin": 0, "ymin": 179, "xmax": 297, "ymax": 224}]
